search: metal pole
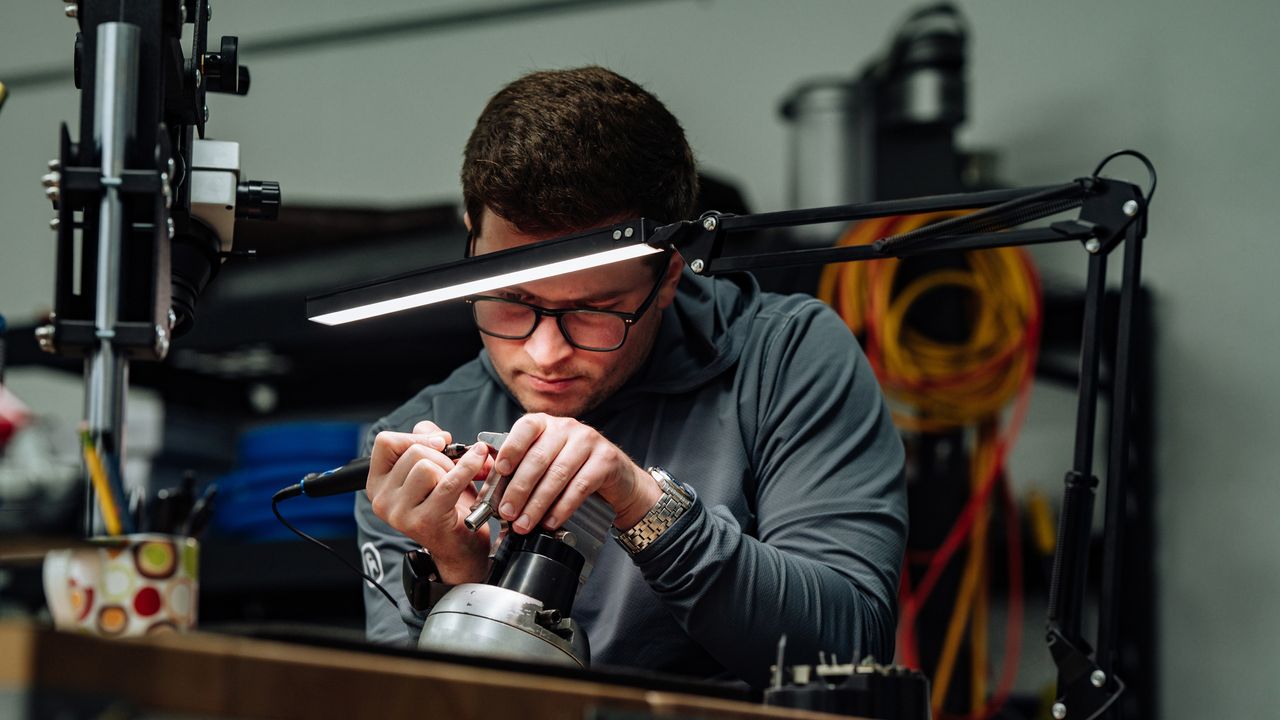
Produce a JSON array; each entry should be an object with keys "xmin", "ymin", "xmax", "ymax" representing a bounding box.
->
[
  {"xmin": 1047, "ymin": 250, "xmax": 1107, "ymax": 641},
  {"xmin": 1097, "ymin": 223, "xmax": 1145, "ymax": 688},
  {"xmin": 84, "ymin": 22, "xmax": 139, "ymax": 534}
]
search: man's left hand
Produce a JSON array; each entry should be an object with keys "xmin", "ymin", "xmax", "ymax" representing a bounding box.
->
[{"xmin": 494, "ymin": 413, "xmax": 661, "ymax": 534}]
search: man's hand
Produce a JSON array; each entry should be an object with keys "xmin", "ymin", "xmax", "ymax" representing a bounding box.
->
[
  {"xmin": 494, "ymin": 414, "xmax": 662, "ymax": 534},
  {"xmin": 366, "ymin": 420, "xmax": 492, "ymax": 585}
]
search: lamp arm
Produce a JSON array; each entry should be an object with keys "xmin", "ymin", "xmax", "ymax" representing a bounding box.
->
[{"xmin": 647, "ymin": 169, "xmax": 1150, "ymax": 720}]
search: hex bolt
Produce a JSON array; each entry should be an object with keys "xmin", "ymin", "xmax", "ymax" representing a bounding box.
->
[
  {"xmin": 41, "ymin": 171, "xmax": 61, "ymax": 188},
  {"xmin": 702, "ymin": 216, "xmax": 718, "ymax": 232},
  {"xmin": 49, "ymin": 218, "xmax": 61, "ymax": 231},
  {"xmin": 1085, "ymin": 238, "xmax": 1101, "ymax": 254},
  {"xmin": 166, "ymin": 217, "xmax": 175, "ymax": 239},
  {"xmin": 1052, "ymin": 702, "xmax": 1067, "ymax": 719},
  {"xmin": 48, "ymin": 159, "xmax": 62, "ymax": 171},
  {"xmin": 690, "ymin": 259, "xmax": 705, "ymax": 273},
  {"xmin": 194, "ymin": 68, "xmax": 202, "ymax": 88},
  {"xmin": 624, "ymin": 227, "xmax": 634, "ymax": 238},
  {"xmin": 64, "ymin": 3, "xmax": 77, "ymax": 18},
  {"xmin": 1123, "ymin": 200, "xmax": 1139, "ymax": 217},
  {"xmin": 206, "ymin": 3, "xmax": 212, "ymax": 21},
  {"xmin": 1091, "ymin": 669, "xmax": 1106, "ymax": 687},
  {"xmin": 45, "ymin": 186, "xmax": 60, "ymax": 203},
  {"xmin": 612, "ymin": 229, "xmax": 622, "ymax": 240},
  {"xmin": 202, "ymin": 105, "xmax": 210, "ymax": 123}
]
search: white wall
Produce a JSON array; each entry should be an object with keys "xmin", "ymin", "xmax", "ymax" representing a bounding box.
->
[{"xmin": 3, "ymin": 2, "xmax": 1278, "ymax": 716}]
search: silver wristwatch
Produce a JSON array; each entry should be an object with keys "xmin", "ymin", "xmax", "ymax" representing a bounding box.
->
[{"xmin": 613, "ymin": 467, "xmax": 692, "ymax": 556}]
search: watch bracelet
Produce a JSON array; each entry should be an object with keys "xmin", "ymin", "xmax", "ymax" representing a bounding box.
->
[{"xmin": 615, "ymin": 467, "xmax": 691, "ymax": 555}]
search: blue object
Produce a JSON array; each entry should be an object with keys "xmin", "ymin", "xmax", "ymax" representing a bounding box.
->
[{"xmin": 212, "ymin": 422, "xmax": 365, "ymax": 541}]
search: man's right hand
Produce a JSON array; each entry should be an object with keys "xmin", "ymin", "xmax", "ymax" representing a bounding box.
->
[{"xmin": 366, "ymin": 420, "xmax": 493, "ymax": 585}]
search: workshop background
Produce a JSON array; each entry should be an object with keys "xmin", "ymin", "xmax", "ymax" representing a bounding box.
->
[{"xmin": 2, "ymin": 1, "xmax": 1278, "ymax": 719}]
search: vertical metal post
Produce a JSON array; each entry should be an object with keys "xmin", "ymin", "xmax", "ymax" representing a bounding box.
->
[
  {"xmin": 84, "ymin": 22, "xmax": 140, "ymax": 534},
  {"xmin": 1047, "ymin": 250, "xmax": 1108, "ymax": 641},
  {"xmin": 1097, "ymin": 223, "xmax": 1145, "ymax": 685}
]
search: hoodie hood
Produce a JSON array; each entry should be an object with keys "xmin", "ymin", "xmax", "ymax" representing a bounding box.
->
[{"xmin": 478, "ymin": 268, "xmax": 761, "ymax": 415}]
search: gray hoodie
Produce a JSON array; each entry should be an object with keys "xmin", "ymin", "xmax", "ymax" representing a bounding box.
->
[{"xmin": 355, "ymin": 269, "xmax": 907, "ymax": 688}]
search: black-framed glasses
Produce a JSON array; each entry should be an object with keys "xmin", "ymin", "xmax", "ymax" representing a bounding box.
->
[{"xmin": 466, "ymin": 262, "xmax": 667, "ymax": 352}]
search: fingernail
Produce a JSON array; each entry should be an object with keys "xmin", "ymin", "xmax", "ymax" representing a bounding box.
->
[
  {"xmin": 515, "ymin": 514, "xmax": 530, "ymax": 533},
  {"xmin": 427, "ymin": 436, "xmax": 445, "ymax": 449},
  {"xmin": 500, "ymin": 502, "xmax": 515, "ymax": 520},
  {"xmin": 544, "ymin": 515, "xmax": 558, "ymax": 529},
  {"xmin": 497, "ymin": 459, "xmax": 512, "ymax": 475}
]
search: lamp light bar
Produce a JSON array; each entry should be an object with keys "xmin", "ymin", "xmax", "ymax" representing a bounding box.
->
[{"xmin": 307, "ymin": 220, "xmax": 661, "ymax": 326}]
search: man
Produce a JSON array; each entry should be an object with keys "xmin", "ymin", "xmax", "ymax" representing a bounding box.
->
[{"xmin": 356, "ymin": 66, "xmax": 906, "ymax": 689}]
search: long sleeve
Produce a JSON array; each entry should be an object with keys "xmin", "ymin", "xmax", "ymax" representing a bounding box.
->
[
  {"xmin": 632, "ymin": 300, "xmax": 907, "ymax": 689},
  {"xmin": 354, "ymin": 422, "xmax": 426, "ymax": 646}
]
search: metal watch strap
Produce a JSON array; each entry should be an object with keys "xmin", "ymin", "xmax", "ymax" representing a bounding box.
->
[{"xmin": 614, "ymin": 467, "xmax": 692, "ymax": 556}]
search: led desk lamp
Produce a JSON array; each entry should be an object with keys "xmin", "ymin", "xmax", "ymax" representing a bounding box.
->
[{"xmin": 308, "ymin": 151, "xmax": 1155, "ymax": 720}]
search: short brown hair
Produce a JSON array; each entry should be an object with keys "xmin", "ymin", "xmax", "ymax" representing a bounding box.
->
[{"xmin": 462, "ymin": 66, "xmax": 698, "ymax": 237}]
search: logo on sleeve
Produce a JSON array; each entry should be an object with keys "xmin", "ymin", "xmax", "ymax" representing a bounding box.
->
[{"xmin": 360, "ymin": 542, "xmax": 384, "ymax": 589}]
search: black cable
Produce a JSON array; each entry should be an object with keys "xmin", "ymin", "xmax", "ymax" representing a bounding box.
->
[
  {"xmin": 1092, "ymin": 149, "xmax": 1158, "ymax": 204},
  {"xmin": 271, "ymin": 489, "xmax": 400, "ymax": 611}
]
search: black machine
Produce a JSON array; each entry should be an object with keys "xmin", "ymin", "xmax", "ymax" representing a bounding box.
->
[{"xmin": 35, "ymin": 0, "xmax": 280, "ymax": 530}]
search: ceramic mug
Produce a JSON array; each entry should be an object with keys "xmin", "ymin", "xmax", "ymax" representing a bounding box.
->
[{"xmin": 43, "ymin": 533, "xmax": 199, "ymax": 636}]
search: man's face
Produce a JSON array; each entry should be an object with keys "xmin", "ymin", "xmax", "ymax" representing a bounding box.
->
[{"xmin": 469, "ymin": 209, "xmax": 681, "ymax": 418}]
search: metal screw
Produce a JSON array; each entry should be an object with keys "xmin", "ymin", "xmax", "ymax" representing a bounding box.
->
[
  {"xmin": 690, "ymin": 259, "xmax": 705, "ymax": 273},
  {"xmin": 202, "ymin": 105, "xmax": 209, "ymax": 123},
  {"xmin": 41, "ymin": 171, "xmax": 61, "ymax": 188},
  {"xmin": 612, "ymin": 229, "xmax": 622, "ymax": 240},
  {"xmin": 1052, "ymin": 702, "xmax": 1067, "ymax": 719},
  {"xmin": 48, "ymin": 159, "xmax": 61, "ymax": 171},
  {"xmin": 154, "ymin": 324, "xmax": 171, "ymax": 358},
  {"xmin": 1090, "ymin": 669, "xmax": 1106, "ymax": 687},
  {"xmin": 35, "ymin": 325, "xmax": 57, "ymax": 354},
  {"xmin": 49, "ymin": 218, "xmax": 60, "ymax": 231},
  {"xmin": 168, "ymin": 308, "xmax": 178, "ymax": 330},
  {"xmin": 702, "ymin": 216, "xmax": 718, "ymax": 232},
  {"xmin": 167, "ymin": 217, "xmax": 176, "ymax": 239},
  {"xmin": 1085, "ymin": 238, "xmax": 1101, "ymax": 254},
  {"xmin": 206, "ymin": 3, "xmax": 212, "ymax": 22},
  {"xmin": 1122, "ymin": 200, "xmax": 1139, "ymax": 217},
  {"xmin": 64, "ymin": 3, "xmax": 77, "ymax": 18},
  {"xmin": 624, "ymin": 227, "xmax": 634, "ymax": 238},
  {"xmin": 179, "ymin": 4, "xmax": 187, "ymax": 24},
  {"xmin": 167, "ymin": 156, "xmax": 175, "ymax": 176},
  {"xmin": 160, "ymin": 172, "xmax": 172, "ymax": 208},
  {"xmin": 193, "ymin": 68, "xmax": 202, "ymax": 88},
  {"xmin": 45, "ymin": 186, "xmax": 60, "ymax": 203}
]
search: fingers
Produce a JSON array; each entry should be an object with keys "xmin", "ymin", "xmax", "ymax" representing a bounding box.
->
[
  {"xmin": 494, "ymin": 414, "xmax": 548, "ymax": 476},
  {"xmin": 412, "ymin": 420, "xmax": 452, "ymax": 445},
  {"xmin": 369, "ymin": 442, "xmax": 454, "ymax": 524},
  {"xmin": 543, "ymin": 446, "xmax": 612, "ymax": 531},
  {"xmin": 500, "ymin": 427, "xmax": 569, "ymax": 524},
  {"xmin": 415, "ymin": 443, "xmax": 490, "ymax": 529},
  {"xmin": 369, "ymin": 428, "xmax": 451, "ymax": 479},
  {"xmin": 510, "ymin": 435, "xmax": 593, "ymax": 533}
]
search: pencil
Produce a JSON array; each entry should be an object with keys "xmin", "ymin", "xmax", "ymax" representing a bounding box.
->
[{"xmin": 79, "ymin": 427, "xmax": 123, "ymax": 536}]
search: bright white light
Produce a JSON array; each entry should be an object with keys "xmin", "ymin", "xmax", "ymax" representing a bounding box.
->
[{"xmin": 309, "ymin": 243, "xmax": 662, "ymax": 325}]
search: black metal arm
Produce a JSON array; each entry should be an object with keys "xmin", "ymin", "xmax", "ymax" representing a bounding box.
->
[{"xmin": 645, "ymin": 159, "xmax": 1152, "ymax": 720}]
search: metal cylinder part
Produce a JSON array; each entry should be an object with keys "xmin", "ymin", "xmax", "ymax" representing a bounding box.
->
[
  {"xmin": 418, "ymin": 583, "xmax": 589, "ymax": 668},
  {"xmin": 85, "ymin": 21, "xmax": 140, "ymax": 532}
]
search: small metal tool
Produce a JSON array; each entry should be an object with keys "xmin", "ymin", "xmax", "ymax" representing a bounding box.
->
[
  {"xmin": 465, "ymin": 431, "xmax": 510, "ymax": 531},
  {"xmin": 441, "ymin": 442, "xmax": 469, "ymax": 460}
]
